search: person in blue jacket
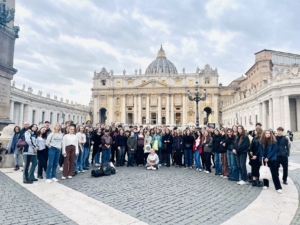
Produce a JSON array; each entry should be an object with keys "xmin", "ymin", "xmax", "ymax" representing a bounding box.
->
[
  {"xmin": 259, "ymin": 130, "xmax": 282, "ymax": 194},
  {"xmin": 151, "ymin": 129, "xmax": 162, "ymax": 166}
]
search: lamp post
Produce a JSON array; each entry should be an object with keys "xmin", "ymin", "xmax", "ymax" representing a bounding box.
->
[{"xmin": 187, "ymin": 82, "xmax": 207, "ymax": 128}]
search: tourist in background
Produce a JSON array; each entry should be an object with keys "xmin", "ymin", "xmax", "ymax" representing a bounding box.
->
[
  {"xmin": 213, "ymin": 129, "xmax": 222, "ymax": 175},
  {"xmin": 36, "ymin": 127, "xmax": 48, "ymax": 179},
  {"xmin": 62, "ymin": 126, "xmax": 79, "ymax": 179},
  {"xmin": 6, "ymin": 126, "xmax": 21, "ymax": 171},
  {"xmin": 276, "ymin": 127, "xmax": 290, "ymax": 185},
  {"xmin": 219, "ymin": 128, "xmax": 230, "ymax": 179},
  {"xmin": 287, "ymin": 130, "xmax": 293, "ymax": 142},
  {"xmin": 20, "ymin": 121, "xmax": 30, "ymax": 138},
  {"xmin": 101, "ymin": 129, "xmax": 112, "ymax": 165},
  {"xmin": 173, "ymin": 129, "xmax": 183, "ymax": 168},
  {"xmin": 259, "ymin": 130, "xmax": 282, "ymax": 193},
  {"xmin": 249, "ymin": 127, "xmax": 263, "ymax": 187},
  {"xmin": 23, "ymin": 124, "xmax": 38, "ymax": 184},
  {"xmin": 152, "ymin": 129, "xmax": 162, "ymax": 166},
  {"xmin": 83, "ymin": 126, "xmax": 94, "ymax": 170},
  {"xmin": 193, "ymin": 130, "xmax": 203, "ymax": 172},
  {"xmin": 127, "ymin": 131, "xmax": 137, "ymax": 167},
  {"xmin": 137, "ymin": 129, "xmax": 145, "ymax": 167},
  {"xmin": 233, "ymin": 125, "xmax": 250, "ymax": 185},
  {"xmin": 162, "ymin": 128, "xmax": 173, "ymax": 167},
  {"xmin": 45, "ymin": 123, "xmax": 63, "ymax": 183},
  {"xmin": 44, "ymin": 121, "xmax": 52, "ymax": 136},
  {"xmin": 116, "ymin": 128, "xmax": 126, "ymax": 167},
  {"xmin": 182, "ymin": 129, "xmax": 194, "ymax": 169},
  {"xmin": 202, "ymin": 131, "xmax": 213, "ymax": 173}
]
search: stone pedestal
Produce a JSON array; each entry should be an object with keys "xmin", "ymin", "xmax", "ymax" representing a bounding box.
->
[{"xmin": 0, "ymin": 124, "xmax": 17, "ymax": 168}]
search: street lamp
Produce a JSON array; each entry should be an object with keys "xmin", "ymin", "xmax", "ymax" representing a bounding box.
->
[{"xmin": 187, "ymin": 81, "xmax": 207, "ymax": 128}]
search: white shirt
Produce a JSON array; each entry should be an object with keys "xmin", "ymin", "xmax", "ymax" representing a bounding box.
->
[
  {"xmin": 37, "ymin": 137, "xmax": 46, "ymax": 150},
  {"xmin": 63, "ymin": 134, "xmax": 79, "ymax": 154}
]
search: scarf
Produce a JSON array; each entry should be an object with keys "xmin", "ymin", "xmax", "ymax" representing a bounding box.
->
[{"xmin": 11, "ymin": 132, "xmax": 20, "ymax": 151}]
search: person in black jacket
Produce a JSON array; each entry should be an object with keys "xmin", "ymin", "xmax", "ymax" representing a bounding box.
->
[
  {"xmin": 83, "ymin": 127, "xmax": 94, "ymax": 170},
  {"xmin": 212, "ymin": 130, "xmax": 222, "ymax": 175},
  {"xmin": 173, "ymin": 129, "xmax": 183, "ymax": 168},
  {"xmin": 276, "ymin": 127, "xmax": 290, "ymax": 185},
  {"xmin": 162, "ymin": 129, "xmax": 173, "ymax": 167},
  {"xmin": 182, "ymin": 129, "xmax": 195, "ymax": 169},
  {"xmin": 219, "ymin": 128, "xmax": 229, "ymax": 178},
  {"xmin": 92, "ymin": 127, "xmax": 103, "ymax": 166},
  {"xmin": 233, "ymin": 125, "xmax": 250, "ymax": 185},
  {"xmin": 226, "ymin": 129, "xmax": 239, "ymax": 181},
  {"xmin": 116, "ymin": 129, "xmax": 127, "ymax": 167},
  {"xmin": 249, "ymin": 127, "xmax": 263, "ymax": 187}
]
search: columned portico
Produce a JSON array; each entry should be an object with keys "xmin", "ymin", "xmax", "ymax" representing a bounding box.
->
[
  {"xmin": 134, "ymin": 94, "xmax": 137, "ymax": 124},
  {"xmin": 158, "ymin": 94, "xmax": 162, "ymax": 125},
  {"xmin": 273, "ymin": 97, "xmax": 281, "ymax": 129},
  {"xmin": 296, "ymin": 98, "xmax": 300, "ymax": 132},
  {"xmin": 146, "ymin": 94, "xmax": 150, "ymax": 124},
  {"xmin": 170, "ymin": 94, "xmax": 174, "ymax": 125},
  {"xmin": 268, "ymin": 99, "xmax": 273, "ymax": 130},
  {"xmin": 19, "ymin": 103, "xmax": 24, "ymax": 126},
  {"xmin": 10, "ymin": 100, "xmax": 14, "ymax": 120},
  {"xmin": 166, "ymin": 94, "xmax": 170, "ymax": 124},
  {"xmin": 122, "ymin": 95, "xmax": 126, "ymax": 124},
  {"xmin": 283, "ymin": 95, "xmax": 291, "ymax": 131},
  {"xmin": 182, "ymin": 93, "xmax": 186, "ymax": 125},
  {"xmin": 138, "ymin": 94, "xmax": 142, "ymax": 124},
  {"xmin": 262, "ymin": 101, "xmax": 266, "ymax": 128}
]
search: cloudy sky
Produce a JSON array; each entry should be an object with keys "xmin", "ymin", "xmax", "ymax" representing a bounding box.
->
[{"xmin": 13, "ymin": 0, "xmax": 300, "ymax": 105}]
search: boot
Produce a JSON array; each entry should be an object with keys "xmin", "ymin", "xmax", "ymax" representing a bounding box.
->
[
  {"xmin": 14, "ymin": 166, "xmax": 18, "ymax": 171},
  {"xmin": 257, "ymin": 181, "xmax": 263, "ymax": 187},
  {"xmin": 23, "ymin": 178, "xmax": 33, "ymax": 184},
  {"xmin": 252, "ymin": 180, "xmax": 257, "ymax": 187}
]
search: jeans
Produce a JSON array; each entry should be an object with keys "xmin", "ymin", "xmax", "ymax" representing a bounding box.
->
[
  {"xmin": 194, "ymin": 151, "xmax": 202, "ymax": 169},
  {"xmin": 236, "ymin": 153, "xmax": 248, "ymax": 181},
  {"xmin": 214, "ymin": 153, "xmax": 222, "ymax": 174},
  {"xmin": 83, "ymin": 146, "xmax": 90, "ymax": 168},
  {"xmin": 128, "ymin": 153, "xmax": 134, "ymax": 166},
  {"xmin": 102, "ymin": 149, "xmax": 111, "ymax": 165},
  {"xmin": 277, "ymin": 155, "xmax": 288, "ymax": 182},
  {"xmin": 37, "ymin": 149, "xmax": 48, "ymax": 177},
  {"xmin": 14, "ymin": 153, "xmax": 20, "ymax": 166},
  {"xmin": 94, "ymin": 151, "xmax": 100, "ymax": 164},
  {"xmin": 75, "ymin": 148, "xmax": 84, "ymax": 172},
  {"xmin": 117, "ymin": 146, "xmax": 125, "ymax": 166},
  {"xmin": 166, "ymin": 153, "xmax": 171, "ymax": 167},
  {"xmin": 184, "ymin": 149, "xmax": 193, "ymax": 167},
  {"xmin": 46, "ymin": 147, "xmax": 60, "ymax": 179},
  {"xmin": 227, "ymin": 150, "xmax": 239, "ymax": 180},
  {"xmin": 156, "ymin": 147, "xmax": 162, "ymax": 164},
  {"xmin": 23, "ymin": 154, "xmax": 37, "ymax": 182}
]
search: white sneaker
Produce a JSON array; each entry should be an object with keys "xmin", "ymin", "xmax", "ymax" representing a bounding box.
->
[
  {"xmin": 199, "ymin": 169, "xmax": 202, "ymax": 172},
  {"xmin": 68, "ymin": 176, "xmax": 72, "ymax": 179},
  {"xmin": 237, "ymin": 180, "xmax": 246, "ymax": 185},
  {"xmin": 220, "ymin": 175, "xmax": 224, "ymax": 177},
  {"xmin": 196, "ymin": 168, "xmax": 199, "ymax": 171},
  {"xmin": 152, "ymin": 166, "xmax": 157, "ymax": 170},
  {"xmin": 158, "ymin": 164, "xmax": 161, "ymax": 167},
  {"xmin": 147, "ymin": 166, "xmax": 152, "ymax": 170},
  {"xmin": 59, "ymin": 167, "xmax": 63, "ymax": 171},
  {"xmin": 223, "ymin": 176, "xmax": 228, "ymax": 179},
  {"xmin": 277, "ymin": 189, "xmax": 282, "ymax": 194},
  {"xmin": 61, "ymin": 176, "xmax": 66, "ymax": 180},
  {"xmin": 45, "ymin": 179, "xmax": 52, "ymax": 183},
  {"xmin": 81, "ymin": 170, "xmax": 85, "ymax": 173},
  {"xmin": 263, "ymin": 186, "xmax": 268, "ymax": 190},
  {"xmin": 52, "ymin": 178, "xmax": 58, "ymax": 182}
]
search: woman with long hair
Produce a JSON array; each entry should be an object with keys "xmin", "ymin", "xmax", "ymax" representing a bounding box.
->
[
  {"xmin": 233, "ymin": 125, "xmax": 250, "ymax": 185},
  {"xmin": 232, "ymin": 125, "xmax": 238, "ymax": 136},
  {"xmin": 182, "ymin": 129, "xmax": 195, "ymax": 169},
  {"xmin": 92, "ymin": 127, "xmax": 103, "ymax": 167},
  {"xmin": 173, "ymin": 129, "xmax": 183, "ymax": 168},
  {"xmin": 45, "ymin": 123, "xmax": 63, "ymax": 183},
  {"xmin": 249, "ymin": 127, "xmax": 263, "ymax": 187},
  {"xmin": 36, "ymin": 127, "xmax": 48, "ymax": 179},
  {"xmin": 144, "ymin": 130, "xmax": 152, "ymax": 164},
  {"xmin": 7, "ymin": 126, "xmax": 21, "ymax": 171},
  {"xmin": 151, "ymin": 129, "xmax": 162, "ymax": 166},
  {"xmin": 162, "ymin": 128, "xmax": 173, "ymax": 167},
  {"xmin": 213, "ymin": 129, "xmax": 222, "ymax": 175},
  {"xmin": 62, "ymin": 126, "xmax": 79, "ymax": 179},
  {"xmin": 75, "ymin": 125, "xmax": 86, "ymax": 174},
  {"xmin": 23, "ymin": 124, "xmax": 38, "ymax": 184},
  {"xmin": 202, "ymin": 131, "xmax": 213, "ymax": 173},
  {"xmin": 226, "ymin": 128, "xmax": 239, "ymax": 181},
  {"xmin": 116, "ymin": 128, "xmax": 126, "ymax": 167},
  {"xmin": 193, "ymin": 130, "xmax": 203, "ymax": 172},
  {"xmin": 220, "ymin": 128, "xmax": 230, "ymax": 178},
  {"xmin": 136, "ymin": 128, "xmax": 145, "ymax": 166},
  {"xmin": 83, "ymin": 126, "xmax": 94, "ymax": 169},
  {"xmin": 259, "ymin": 130, "xmax": 282, "ymax": 193}
]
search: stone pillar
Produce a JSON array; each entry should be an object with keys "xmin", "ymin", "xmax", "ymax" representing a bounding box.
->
[
  {"xmin": 170, "ymin": 94, "xmax": 174, "ymax": 126},
  {"xmin": 268, "ymin": 99, "xmax": 274, "ymax": 129},
  {"xmin": 122, "ymin": 95, "xmax": 126, "ymax": 124},
  {"xmin": 109, "ymin": 95, "xmax": 114, "ymax": 123},
  {"xmin": 146, "ymin": 94, "xmax": 150, "ymax": 124},
  {"xmin": 134, "ymin": 94, "xmax": 137, "ymax": 124},
  {"xmin": 272, "ymin": 97, "xmax": 281, "ymax": 130},
  {"xmin": 296, "ymin": 98, "xmax": 300, "ymax": 132},
  {"xmin": 261, "ymin": 101, "xmax": 266, "ymax": 129},
  {"xmin": 93, "ymin": 95, "xmax": 98, "ymax": 124},
  {"xmin": 158, "ymin": 94, "xmax": 162, "ymax": 125},
  {"xmin": 9, "ymin": 100, "xmax": 14, "ymax": 121},
  {"xmin": 283, "ymin": 95, "xmax": 291, "ymax": 131},
  {"xmin": 182, "ymin": 94, "xmax": 186, "ymax": 125},
  {"xmin": 138, "ymin": 94, "xmax": 142, "ymax": 124},
  {"xmin": 166, "ymin": 94, "xmax": 170, "ymax": 125},
  {"xmin": 19, "ymin": 103, "xmax": 24, "ymax": 127}
]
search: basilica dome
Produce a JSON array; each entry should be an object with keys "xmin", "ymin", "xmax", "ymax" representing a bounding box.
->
[{"xmin": 145, "ymin": 45, "xmax": 178, "ymax": 75}]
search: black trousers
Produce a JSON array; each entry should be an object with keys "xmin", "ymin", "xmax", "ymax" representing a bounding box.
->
[
  {"xmin": 59, "ymin": 151, "xmax": 64, "ymax": 167},
  {"xmin": 204, "ymin": 152, "xmax": 212, "ymax": 172},
  {"xmin": 37, "ymin": 149, "xmax": 48, "ymax": 177},
  {"xmin": 201, "ymin": 153, "xmax": 205, "ymax": 169},
  {"xmin": 137, "ymin": 145, "xmax": 144, "ymax": 165},
  {"xmin": 110, "ymin": 145, "xmax": 117, "ymax": 162},
  {"xmin": 175, "ymin": 149, "xmax": 182, "ymax": 166},
  {"xmin": 250, "ymin": 158, "xmax": 260, "ymax": 178},
  {"xmin": 24, "ymin": 155, "xmax": 33, "ymax": 179},
  {"xmin": 263, "ymin": 161, "xmax": 282, "ymax": 190},
  {"xmin": 277, "ymin": 156, "xmax": 288, "ymax": 182}
]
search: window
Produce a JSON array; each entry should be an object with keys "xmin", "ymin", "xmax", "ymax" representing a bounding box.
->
[
  {"xmin": 32, "ymin": 110, "xmax": 36, "ymax": 124},
  {"xmin": 50, "ymin": 112, "xmax": 53, "ymax": 124},
  {"xmin": 151, "ymin": 96, "xmax": 156, "ymax": 104},
  {"xmin": 73, "ymin": 115, "xmax": 75, "ymax": 121},
  {"xmin": 128, "ymin": 96, "xmax": 133, "ymax": 104},
  {"xmin": 77, "ymin": 116, "xmax": 79, "ymax": 123},
  {"xmin": 101, "ymin": 97, "xmax": 106, "ymax": 103},
  {"xmin": 42, "ymin": 112, "xmax": 45, "ymax": 123},
  {"xmin": 285, "ymin": 56, "xmax": 290, "ymax": 65},
  {"xmin": 162, "ymin": 80, "xmax": 166, "ymax": 84},
  {"xmin": 128, "ymin": 81, "xmax": 133, "ymax": 86},
  {"xmin": 117, "ymin": 98, "xmax": 120, "ymax": 104},
  {"xmin": 176, "ymin": 79, "xmax": 181, "ymax": 84},
  {"xmin": 205, "ymin": 78, "xmax": 210, "ymax": 84},
  {"xmin": 272, "ymin": 54, "xmax": 278, "ymax": 63},
  {"xmin": 189, "ymin": 80, "xmax": 193, "ymax": 85},
  {"xmin": 68, "ymin": 114, "xmax": 70, "ymax": 120},
  {"xmin": 57, "ymin": 113, "xmax": 59, "ymax": 123},
  {"xmin": 116, "ymin": 81, "xmax": 121, "ymax": 86},
  {"xmin": 142, "ymin": 97, "xmax": 146, "ymax": 104},
  {"xmin": 176, "ymin": 96, "xmax": 180, "ymax": 103}
]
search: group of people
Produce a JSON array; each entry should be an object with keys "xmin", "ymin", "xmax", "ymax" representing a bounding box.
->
[{"xmin": 7, "ymin": 121, "xmax": 290, "ymax": 193}]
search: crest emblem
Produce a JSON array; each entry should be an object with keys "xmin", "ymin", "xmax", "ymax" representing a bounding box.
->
[
  {"xmin": 291, "ymin": 63, "xmax": 299, "ymax": 77},
  {"xmin": 151, "ymin": 81, "xmax": 156, "ymax": 87}
]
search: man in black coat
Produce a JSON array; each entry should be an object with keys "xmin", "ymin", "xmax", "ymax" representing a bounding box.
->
[{"xmin": 276, "ymin": 127, "xmax": 290, "ymax": 185}]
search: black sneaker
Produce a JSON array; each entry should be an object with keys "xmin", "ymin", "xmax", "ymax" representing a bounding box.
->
[
  {"xmin": 83, "ymin": 167, "xmax": 89, "ymax": 170},
  {"xmin": 283, "ymin": 181, "xmax": 288, "ymax": 185}
]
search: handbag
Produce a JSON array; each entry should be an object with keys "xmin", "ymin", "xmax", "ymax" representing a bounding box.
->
[
  {"xmin": 259, "ymin": 160, "xmax": 272, "ymax": 180},
  {"xmin": 17, "ymin": 136, "xmax": 28, "ymax": 148},
  {"xmin": 153, "ymin": 140, "xmax": 158, "ymax": 150},
  {"xmin": 144, "ymin": 144, "xmax": 151, "ymax": 153}
]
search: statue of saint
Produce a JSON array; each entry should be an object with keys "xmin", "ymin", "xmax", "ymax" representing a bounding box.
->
[
  {"xmin": 123, "ymin": 69, "xmax": 126, "ymax": 75},
  {"xmin": 139, "ymin": 68, "xmax": 142, "ymax": 75}
]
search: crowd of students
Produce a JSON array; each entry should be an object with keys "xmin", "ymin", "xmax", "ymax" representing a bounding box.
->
[{"xmin": 6, "ymin": 121, "xmax": 290, "ymax": 193}]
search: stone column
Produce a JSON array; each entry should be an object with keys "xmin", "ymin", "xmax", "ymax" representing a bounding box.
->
[
  {"xmin": 122, "ymin": 95, "xmax": 126, "ymax": 124},
  {"xmin": 283, "ymin": 95, "xmax": 291, "ymax": 131},
  {"xmin": 268, "ymin": 99, "xmax": 274, "ymax": 129},
  {"xmin": 170, "ymin": 94, "xmax": 174, "ymax": 126},
  {"xmin": 182, "ymin": 94, "xmax": 186, "ymax": 125},
  {"xmin": 138, "ymin": 94, "xmax": 142, "ymax": 124},
  {"xmin": 261, "ymin": 101, "xmax": 266, "ymax": 129},
  {"xmin": 272, "ymin": 97, "xmax": 281, "ymax": 130},
  {"xmin": 146, "ymin": 94, "xmax": 150, "ymax": 124},
  {"xmin": 134, "ymin": 94, "xmax": 137, "ymax": 124},
  {"xmin": 166, "ymin": 94, "xmax": 170, "ymax": 125},
  {"xmin": 109, "ymin": 95, "xmax": 114, "ymax": 123},
  {"xmin": 296, "ymin": 98, "xmax": 300, "ymax": 132},
  {"xmin": 19, "ymin": 103, "xmax": 24, "ymax": 127},
  {"xmin": 158, "ymin": 94, "xmax": 162, "ymax": 125},
  {"xmin": 9, "ymin": 100, "xmax": 14, "ymax": 121}
]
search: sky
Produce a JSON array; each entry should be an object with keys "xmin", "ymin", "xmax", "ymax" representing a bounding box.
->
[{"xmin": 12, "ymin": 0, "xmax": 300, "ymax": 105}]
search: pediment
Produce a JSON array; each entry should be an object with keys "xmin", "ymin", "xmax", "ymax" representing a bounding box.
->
[{"xmin": 137, "ymin": 79, "xmax": 169, "ymax": 88}]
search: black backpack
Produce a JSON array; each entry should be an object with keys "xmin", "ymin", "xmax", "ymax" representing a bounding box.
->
[{"xmin": 91, "ymin": 168, "xmax": 104, "ymax": 177}]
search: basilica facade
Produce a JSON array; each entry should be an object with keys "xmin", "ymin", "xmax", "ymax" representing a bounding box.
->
[{"xmin": 92, "ymin": 46, "xmax": 220, "ymax": 127}]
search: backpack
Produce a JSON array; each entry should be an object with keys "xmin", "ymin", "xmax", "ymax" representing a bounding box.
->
[{"xmin": 91, "ymin": 168, "xmax": 104, "ymax": 177}]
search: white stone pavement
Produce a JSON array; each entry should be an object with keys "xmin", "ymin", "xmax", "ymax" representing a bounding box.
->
[{"xmin": 1, "ymin": 161, "xmax": 299, "ymax": 225}]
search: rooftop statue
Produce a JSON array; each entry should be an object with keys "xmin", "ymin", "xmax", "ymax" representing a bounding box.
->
[{"xmin": 0, "ymin": 1, "xmax": 15, "ymax": 26}]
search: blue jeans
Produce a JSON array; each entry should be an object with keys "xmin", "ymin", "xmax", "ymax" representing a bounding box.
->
[
  {"xmin": 94, "ymin": 152, "xmax": 100, "ymax": 164},
  {"xmin": 184, "ymin": 149, "xmax": 193, "ymax": 167},
  {"xmin": 117, "ymin": 146, "xmax": 125, "ymax": 166},
  {"xmin": 128, "ymin": 153, "xmax": 134, "ymax": 166},
  {"xmin": 194, "ymin": 151, "xmax": 202, "ymax": 169},
  {"xmin": 46, "ymin": 147, "xmax": 60, "ymax": 179},
  {"xmin": 83, "ymin": 146, "xmax": 90, "ymax": 168},
  {"xmin": 75, "ymin": 147, "xmax": 84, "ymax": 172},
  {"xmin": 227, "ymin": 150, "xmax": 239, "ymax": 180},
  {"xmin": 214, "ymin": 153, "xmax": 222, "ymax": 174},
  {"xmin": 156, "ymin": 148, "xmax": 162, "ymax": 164},
  {"xmin": 102, "ymin": 149, "xmax": 111, "ymax": 165},
  {"xmin": 23, "ymin": 154, "xmax": 37, "ymax": 182},
  {"xmin": 14, "ymin": 153, "xmax": 20, "ymax": 166}
]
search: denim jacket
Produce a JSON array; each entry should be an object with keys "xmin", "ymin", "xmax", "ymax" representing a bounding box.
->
[{"xmin": 151, "ymin": 134, "xmax": 162, "ymax": 148}]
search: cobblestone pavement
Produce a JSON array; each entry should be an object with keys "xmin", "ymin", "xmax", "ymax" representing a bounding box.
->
[
  {"xmin": 60, "ymin": 165, "xmax": 261, "ymax": 225},
  {"xmin": 0, "ymin": 171, "xmax": 77, "ymax": 225}
]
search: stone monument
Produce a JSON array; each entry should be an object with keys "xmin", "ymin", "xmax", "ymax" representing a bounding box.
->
[{"xmin": 0, "ymin": 0, "xmax": 19, "ymax": 130}]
